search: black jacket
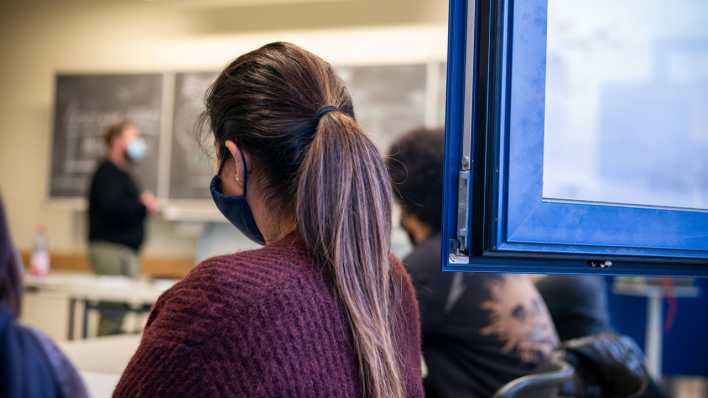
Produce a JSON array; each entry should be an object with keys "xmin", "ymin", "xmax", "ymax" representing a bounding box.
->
[
  {"xmin": 404, "ymin": 236, "xmax": 559, "ymax": 398},
  {"xmin": 88, "ymin": 160, "xmax": 146, "ymax": 251},
  {"xmin": 535, "ymin": 276, "xmax": 611, "ymax": 341}
]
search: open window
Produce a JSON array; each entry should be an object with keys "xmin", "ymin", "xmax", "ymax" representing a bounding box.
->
[{"xmin": 442, "ymin": 0, "xmax": 708, "ymax": 275}]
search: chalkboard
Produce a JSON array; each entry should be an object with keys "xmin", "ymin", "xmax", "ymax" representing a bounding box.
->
[
  {"xmin": 49, "ymin": 65, "xmax": 439, "ymax": 202},
  {"xmin": 50, "ymin": 74, "xmax": 162, "ymax": 198},
  {"xmin": 335, "ymin": 64, "xmax": 427, "ymax": 152},
  {"xmin": 168, "ymin": 72, "xmax": 219, "ymax": 200},
  {"xmin": 166, "ymin": 65, "xmax": 430, "ymax": 200}
]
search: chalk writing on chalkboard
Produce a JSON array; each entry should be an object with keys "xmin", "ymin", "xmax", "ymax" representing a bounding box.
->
[
  {"xmin": 335, "ymin": 64, "xmax": 427, "ymax": 152},
  {"xmin": 50, "ymin": 74, "xmax": 162, "ymax": 198},
  {"xmin": 49, "ymin": 64, "xmax": 447, "ymax": 203},
  {"xmin": 169, "ymin": 72, "xmax": 219, "ymax": 200}
]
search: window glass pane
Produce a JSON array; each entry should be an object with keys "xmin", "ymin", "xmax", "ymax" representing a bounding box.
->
[{"xmin": 542, "ymin": 0, "xmax": 708, "ymax": 210}]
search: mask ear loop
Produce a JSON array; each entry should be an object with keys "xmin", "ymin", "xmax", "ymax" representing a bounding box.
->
[
  {"xmin": 217, "ymin": 145, "xmax": 249, "ymax": 196},
  {"xmin": 237, "ymin": 146, "xmax": 249, "ymax": 196},
  {"xmin": 217, "ymin": 148, "xmax": 227, "ymax": 178}
]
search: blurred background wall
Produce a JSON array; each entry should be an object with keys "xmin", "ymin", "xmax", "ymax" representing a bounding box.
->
[{"xmin": 0, "ymin": 0, "xmax": 448, "ymax": 261}]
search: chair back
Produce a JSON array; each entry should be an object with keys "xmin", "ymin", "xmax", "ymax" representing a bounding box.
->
[{"xmin": 493, "ymin": 357, "xmax": 575, "ymax": 398}]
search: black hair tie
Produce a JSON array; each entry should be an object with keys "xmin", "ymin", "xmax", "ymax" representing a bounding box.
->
[{"xmin": 314, "ymin": 105, "xmax": 338, "ymax": 123}]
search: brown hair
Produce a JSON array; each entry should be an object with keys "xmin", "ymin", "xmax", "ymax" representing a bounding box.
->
[
  {"xmin": 104, "ymin": 120, "xmax": 134, "ymax": 148},
  {"xmin": 202, "ymin": 42, "xmax": 404, "ymax": 398}
]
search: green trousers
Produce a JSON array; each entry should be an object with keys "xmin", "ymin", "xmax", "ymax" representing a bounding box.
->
[{"xmin": 88, "ymin": 242, "xmax": 140, "ymax": 336}]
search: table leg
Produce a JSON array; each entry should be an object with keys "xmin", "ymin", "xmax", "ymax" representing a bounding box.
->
[
  {"xmin": 67, "ymin": 297, "xmax": 76, "ymax": 341},
  {"xmin": 82, "ymin": 299, "xmax": 90, "ymax": 340},
  {"xmin": 646, "ymin": 294, "xmax": 663, "ymax": 379}
]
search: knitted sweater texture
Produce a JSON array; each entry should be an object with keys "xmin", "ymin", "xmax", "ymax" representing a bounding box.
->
[{"xmin": 114, "ymin": 233, "xmax": 423, "ymax": 397}]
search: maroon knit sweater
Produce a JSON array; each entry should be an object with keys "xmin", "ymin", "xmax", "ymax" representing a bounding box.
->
[{"xmin": 114, "ymin": 233, "xmax": 423, "ymax": 397}]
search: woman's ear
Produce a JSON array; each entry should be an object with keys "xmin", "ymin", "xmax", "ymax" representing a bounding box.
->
[
  {"xmin": 224, "ymin": 140, "xmax": 239, "ymax": 164},
  {"xmin": 222, "ymin": 140, "xmax": 246, "ymax": 195}
]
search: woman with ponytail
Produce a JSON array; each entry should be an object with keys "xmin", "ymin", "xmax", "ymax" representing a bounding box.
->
[{"xmin": 115, "ymin": 42, "xmax": 424, "ymax": 398}]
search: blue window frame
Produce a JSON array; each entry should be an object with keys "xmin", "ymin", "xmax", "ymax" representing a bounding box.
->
[{"xmin": 442, "ymin": 0, "xmax": 708, "ymax": 275}]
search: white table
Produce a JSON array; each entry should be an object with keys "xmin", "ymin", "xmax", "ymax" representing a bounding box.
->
[
  {"xmin": 60, "ymin": 335, "xmax": 141, "ymax": 398},
  {"xmin": 24, "ymin": 272, "xmax": 175, "ymax": 339},
  {"xmin": 78, "ymin": 371, "xmax": 121, "ymax": 398}
]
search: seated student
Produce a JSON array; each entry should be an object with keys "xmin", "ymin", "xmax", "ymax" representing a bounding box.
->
[
  {"xmin": 0, "ymin": 196, "xmax": 88, "ymax": 398},
  {"xmin": 386, "ymin": 128, "xmax": 560, "ymax": 398},
  {"xmin": 114, "ymin": 42, "xmax": 423, "ymax": 398}
]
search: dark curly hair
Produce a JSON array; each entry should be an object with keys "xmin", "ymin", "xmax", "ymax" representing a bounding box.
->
[{"xmin": 386, "ymin": 127, "xmax": 444, "ymax": 232}]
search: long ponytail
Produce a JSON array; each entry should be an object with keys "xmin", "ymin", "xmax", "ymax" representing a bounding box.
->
[
  {"xmin": 204, "ymin": 42, "xmax": 406, "ymax": 398},
  {"xmin": 296, "ymin": 111, "xmax": 404, "ymax": 398}
]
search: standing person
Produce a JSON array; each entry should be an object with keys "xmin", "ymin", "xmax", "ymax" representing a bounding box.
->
[
  {"xmin": 0, "ymin": 195, "xmax": 88, "ymax": 398},
  {"xmin": 114, "ymin": 42, "xmax": 424, "ymax": 398},
  {"xmin": 87, "ymin": 120, "xmax": 158, "ymax": 336},
  {"xmin": 386, "ymin": 128, "xmax": 559, "ymax": 398}
]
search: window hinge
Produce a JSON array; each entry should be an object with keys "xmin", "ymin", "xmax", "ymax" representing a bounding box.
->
[{"xmin": 453, "ymin": 167, "xmax": 471, "ymax": 258}]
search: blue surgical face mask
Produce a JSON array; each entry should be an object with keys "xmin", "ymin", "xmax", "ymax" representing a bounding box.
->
[
  {"xmin": 126, "ymin": 137, "xmax": 147, "ymax": 161},
  {"xmin": 210, "ymin": 147, "xmax": 265, "ymax": 245}
]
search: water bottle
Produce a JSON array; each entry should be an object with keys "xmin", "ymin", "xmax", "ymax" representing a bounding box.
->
[{"xmin": 29, "ymin": 225, "xmax": 50, "ymax": 276}]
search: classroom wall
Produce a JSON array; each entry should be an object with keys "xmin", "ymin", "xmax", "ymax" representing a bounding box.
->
[{"xmin": 0, "ymin": 0, "xmax": 448, "ymax": 259}]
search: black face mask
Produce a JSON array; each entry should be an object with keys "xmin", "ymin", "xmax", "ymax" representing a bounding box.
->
[{"xmin": 210, "ymin": 147, "xmax": 265, "ymax": 245}]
